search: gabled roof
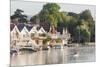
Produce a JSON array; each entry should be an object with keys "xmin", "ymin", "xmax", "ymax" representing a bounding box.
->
[
  {"xmin": 17, "ymin": 23, "xmax": 25, "ymax": 32},
  {"xmin": 11, "ymin": 25, "xmax": 20, "ymax": 34},
  {"xmin": 26, "ymin": 25, "xmax": 33, "ymax": 32},
  {"xmin": 21, "ymin": 26, "xmax": 29, "ymax": 34},
  {"xmin": 29, "ymin": 26, "xmax": 38, "ymax": 33},
  {"xmin": 36, "ymin": 26, "xmax": 41, "ymax": 31},
  {"xmin": 40, "ymin": 21, "xmax": 51, "ymax": 32},
  {"xmin": 38, "ymin": 27, "xmax": 46, "ymax": 34},
  {"xmin": 10, "ymin": 23, "xmax": 15, "ymax": 31}
]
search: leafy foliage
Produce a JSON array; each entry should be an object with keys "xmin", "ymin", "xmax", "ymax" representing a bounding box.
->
[
  {"xmin": 11, "ymin": 3, "xmax": 95, "ymax": 43},
  {"xmin": 39, "ymin": 33, "xmax": 47, "ymax": 37},
  {"xmin": 43, "ymin": 36, "xmax": 51, "ymax": 44},
  {"xmin": 56, "ymin": 38, "xmax": 62, "ymax": 43},
  {"xmin": 11, "ymin": 9, "xmax": 28, "ymax": 23},
  {"xmin": 30, "ymin": 3, "xmax": 95, "ymax": 43}
]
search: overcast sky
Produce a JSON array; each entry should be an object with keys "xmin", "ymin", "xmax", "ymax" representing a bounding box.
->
[{"xmin": 11, "ymin": 0, "xmax": 96, "ymax": 19}]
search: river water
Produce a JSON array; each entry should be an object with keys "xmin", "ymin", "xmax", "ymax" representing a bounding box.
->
[{"xmin": 10, "ymin": 46, "xmax": 95, "ymax": 66}]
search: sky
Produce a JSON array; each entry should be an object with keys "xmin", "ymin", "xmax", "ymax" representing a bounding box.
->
[{"xmin": 11, "ymin": 0, "xmax": 96, "ymax": 20}]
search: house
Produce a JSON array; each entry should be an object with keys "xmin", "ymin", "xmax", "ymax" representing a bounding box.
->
[
  {"xmin": 11, "ymin": 23, "xmax": 30, "ymax": 46},
  {"xmin": 20, "ymin": 26, "xmax": 29, "ymax": 40},
  {"xmin": 38, "ymin": 27, "xmax": 46, "ymax": 34},
  {"xmin": 29, "ymin": 26, "xmax": 38, "ymax": 38},
  {"xmin": 10, "ymin": 23, "xmax": 71, "ymax": 47},
  {"xmin": 17, "ymin": 24, "xmax": 31, "ymax": 46},
  {"xmin": 47, "ymin": 26, "xmax": 71, "ymax": 46},
  {"xmin": 48, "ymin": 26, "xmax": 58, "ymax": 39},
  {"xmin": 30, "ymin": 26, "xmax": 47, "ymax": 46},
  {"xmin": 10, "ymin": 24, "xmax": 20, "ymax": 41},
  {"xmin": 28, "ymin": 39, "xmax": 37, "ymax": 46},
  {"xmin": 29, "ymin": 26, "xmax": 38, "ymax": 34},
  {"xmin": 10, "ymin": 23, "xmax": 21, "ymax": 47}
]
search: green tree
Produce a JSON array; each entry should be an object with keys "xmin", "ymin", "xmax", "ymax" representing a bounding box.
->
[
  {"xmin": 65, "ymin": 16, "xmax": 78, "ymax": 37},
  {"xmin": 39, "ymin": 33, "xmax": 47, "ymax": 37},
  {"xmin": 80, "ymin": 10, "xmax": 93, "ymax": 22},
  {"xmin": 30, "ymin": 3, "xmax": 95, "ymax": 43},
  {"xmin": 56, "ymin": 38, "xmax": 62, "ymax": 43},
  {"xmin": 67, "ymin": 10, "xmax": 94, "ymax": 43},
  {"xmin": 75, "ymin": 23, "xmax": 90, "ymax": 43},
  {"xmin": 31, "ymin": 3, "xmax": 61, "ymax": 27},
  {"xmin": 42, "ymin": 3, "xmax": 60, "ymax": 14},
  {"xmin": 78, "ymin": 9, "xmax": 95, "ymax": 42},
  {"xmin": 42, "ymin": 36, "xmax": 51, "ymax": 50},
  {"xmin": 11, "ymin": 9, "xmax": 28, "ymax": 23}
]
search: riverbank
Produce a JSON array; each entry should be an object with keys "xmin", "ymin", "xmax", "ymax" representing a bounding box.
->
[{"xmin": 66, "ymin": 42, "xmax": 95, "ymax": 47}]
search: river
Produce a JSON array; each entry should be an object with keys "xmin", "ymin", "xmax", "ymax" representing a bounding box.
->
[{"xmin": 10, "ymin": 46, "xmax": 95, "ymax": 66}]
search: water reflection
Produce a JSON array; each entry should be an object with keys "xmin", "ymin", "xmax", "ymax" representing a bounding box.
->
[{"xmin": 10, "ymin": 46, "xmax": 95, "ymax": 66}]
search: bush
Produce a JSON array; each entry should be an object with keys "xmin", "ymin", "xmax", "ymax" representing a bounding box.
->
[
  {"xmin": 56, "ymin": 38, "xmax": 62, "ymax": 43},
  {"xmin": 39, "ymin": 33, "xmax": 47, "ymax": 37}
]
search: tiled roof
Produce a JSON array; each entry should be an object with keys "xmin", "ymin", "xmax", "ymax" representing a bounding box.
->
[
  {"xmin": 10, "ymin": 23, "xmax": 15, "ymax": 31},
  {"xmin": 26, "ymin": 25, "xmax": 33, "ymax": 31},
  {"xmin": 17, "ymin": 23, "xmax": 25, "ymax": 32},
  {"xmin": 36, "ymin": 26, "xmax": 41, "ymax": 31},
  {"xmin": 10, "ymin": 23, "xmax": 51, "ymax": 33},
  {"xmin": 40, "ymin": 22, "xmax": 51, "ymax": 32}
]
